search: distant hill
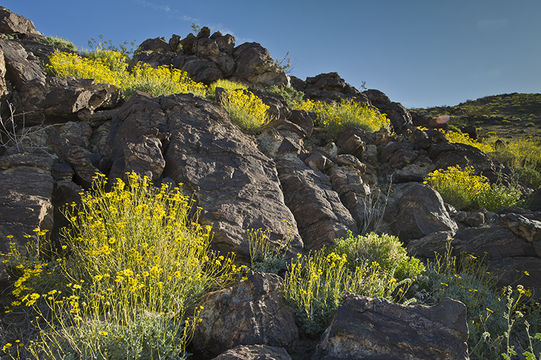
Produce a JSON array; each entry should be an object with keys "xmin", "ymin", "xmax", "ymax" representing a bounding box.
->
[{"xmin": 411, "ymin": 93, "xmax": 541, "ymax": 140}]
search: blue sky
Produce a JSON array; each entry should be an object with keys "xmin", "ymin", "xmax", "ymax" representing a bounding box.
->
[{"xmin": 4, "ymin": 0, "xmax": 541, "ymax": 108}]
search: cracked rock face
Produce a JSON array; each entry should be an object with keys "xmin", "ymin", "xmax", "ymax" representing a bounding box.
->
[
  {"xmin": 192, "ymin": 272, "xmax": 299, "ymax": 358},
  {"xmin": 106, "ymin": 93, "xmax": 303, "ymax": 259},
  {"xmin": 313, "ymin": 295, "xmax": 469, "ymax": 360}
]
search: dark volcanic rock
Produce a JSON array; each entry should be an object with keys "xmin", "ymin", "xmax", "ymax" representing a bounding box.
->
[
  {"xmin": 386, "ymin": 183, "xmax": 458, "ymax": 242},
  {"xmin": 313, "ymin": 295, "xmax": 469, "ymax": 360},
  {"xmin": 0, "ymin": 7, "xmax": 42, "ymax": 36},
  {"xmin": 212, "ymin": 345, "xmax": 292, "ymax": 360},
  {"xmin": 276, "ymin": 157, "xmax": 357, "ymax": 249},
  {"xmin": 303, "ymin": 72, "xmax": 365, "ymax": 102},
  {"xmin": 193, "ymin": 272, "xmax": 298, "ymax": 358},
  {"xmin": 233, "ymin": 42, "xmax": 288, "ymax": 87},
  {"xmin": 0, "ymin": 153, "xmax": 55, "ymax": 281},
  {"xmin": 107, "ymin": 93, "xmax": 303, "ymax": 258}
]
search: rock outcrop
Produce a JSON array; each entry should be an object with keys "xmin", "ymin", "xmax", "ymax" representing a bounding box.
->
[
  {"xmin": 313, "ymin": 295, "xmax": 469, "ymax": 360},
  {"xmin": 192, "ymin": 272, "xmax": 298, "ymax": 358},
  {"xmin": 107, "ymin": 93, "xmax": 303, "ymax": 259}
]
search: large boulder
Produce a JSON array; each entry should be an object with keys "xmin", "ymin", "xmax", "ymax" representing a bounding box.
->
[
  {"xmin": 313, "ymin": 295, "xmax": 469, "ymax": 360},
  {"xmin": 364, "ymin": 89, "xmax": 413, "ymax": 134},
  {"xmin": 276, "ymin": 157, "xmax": 357, "ymax": 249},
  {"xmin": 385, "ymin": 183, "xmax": 458, "ymax": 242},
  {"xmin": 232, "ymin": 42, "xmax": 288, "ymax": 87},
  {"xmin": 0, "ymin": 39, "xmax": 122, "ymax": 126},
  {"xmin": 192, "ymin": 272, "xmax": 299, "ymax": 358},
  {"xmin": 0, "ymin": 153, "xmax": 55, "ymax": 282},
  {"xmin": 0, "ymin": 7, "xmax": 42, "ymax": 36},
  {"xmin": 107, "ymin": 93, "xmax": 303, "ymax": 258}
]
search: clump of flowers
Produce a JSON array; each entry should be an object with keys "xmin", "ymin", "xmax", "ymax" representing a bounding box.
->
[
  {"xmin": 424, "ymin": 165, "xmax": 521, "ymax": 211},
  {"xmin": 293, "ymin": 98, "xmax": 389, "ymax": 139},
  {"xmin": 439, "ymin": 128, "xmax": 494, "ymax": 153},
  {"xmin": 2, "ymin": 172, "xmax": 242, "ymax": 359},
  {"xmin": 48, "ymin": 49, "xmax": 207, "ymax": 98},
  {"xmin": 220, "ymin": 88, "xmax": 270, "ymax": 134},
  {"xmin": 283, "ymin": 249, "xmax": 407, "ymax": 336}
]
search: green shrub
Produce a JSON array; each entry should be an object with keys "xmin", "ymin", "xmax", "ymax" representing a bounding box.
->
[
  {"xmin": 265, "ymin": 85, "xmax": 304, "ymax": 105},
  {"xmin": 515, "ymin": 167, "xmax": 541, "ymax": 188},
  {"xmin": 37, "ymin": 36, "xmax": 77, "ymax": 50},
  {"xmin": 220, "ymin": 89, "xmax": 271, "ymax": 134},
  {"xmin": 413, "ymin": 245, "xmax": 541, "ymax": 360},
  {"xmin": 2, "ymin": 173, "xmax": 242, "ymax": 359},
  {"xmin": 248, "ymin": 228, "xmax": 290, "ymax": 274},
  {"xmin": 283, "ymin": 249, "xmax": 405, "ymax": 336},
  {"xmin": 424, "ymin": 165, "xmax": 521, "ymax": 211},
  {"xmin": 332, "ymin": 232, "xmax": 425, "ymax": 282}
]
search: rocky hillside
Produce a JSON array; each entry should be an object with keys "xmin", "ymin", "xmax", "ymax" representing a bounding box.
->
[
  {"xmin": 0, "ymin": 7, "xmax": 540, "ymax": 360},
  {"xmin": 411, "ymin": 93, "xmax": 541, "ymax": 140}
]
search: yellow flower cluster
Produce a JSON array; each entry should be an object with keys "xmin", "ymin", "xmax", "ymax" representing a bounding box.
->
[
  {"xmin": 3, "ymin": 172, "xmax": 244, "ymax": 357},
  {"xmin": 438, "ymin": 128, "xmax": 494, "ymax": 153},
  {"xmin": 48, "ymin": 49, "xmax": 207, "ymax": 98},
  {"xmin": 220, "ymin": 88, "xmax": 270, "ymax": 133},
  {"xmin": 424, "ymin": 165, "xmax": 491, "ymax": 209},
  {"xmin": 293, "ymin": 98, "xmax": 390, "ymax": 138}
]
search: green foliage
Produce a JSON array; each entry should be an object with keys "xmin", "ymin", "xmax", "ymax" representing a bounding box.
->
[
  {"xmin": 1, "ymin": 173, "xmax": 242, "ymax": 359},
  {"xmin": 37, "ymin": 36, "xmax": 76, "ymax": 50},
  {"xmin": 220, "ymin": 88, "xmax": 271, "ymax": 134},
  {"xmin": 293, "ymin": 98, "xmax": 390, "ymax": 139},
  {"xmin": 413, "ymin": 244, "xmax": 541, "ymax": 360},
  {"xmin": 411, "ymin": 93, "xmax": 541, "ymax": 141},
  {"xmin": 490, "ymin": 138, "xmax": 541, "ymax": 188},
  {"xmin": 265, "ymin": 85, "xmax": 304, "ymax": 105},
  {"xmin": 248, "ymin": 228, "xmax": 291, "ymax": 274},
  {"xmin": 88, "ymin": 35, "xmax": 136, "ymax": 58},
  {"xmin": 424, "ymin": 165, "xmax": 521, "ymax": 211},
  {"xmin": 284, "ymin": 240, "xmax": 411, "ymax": 336},
  {"xmin": 332, "ymin": 232, "xmax": 425, "ymax": 282},
  {"xmin": 48, "ymin": 50, "xmax": 207, "ymax": 98}
]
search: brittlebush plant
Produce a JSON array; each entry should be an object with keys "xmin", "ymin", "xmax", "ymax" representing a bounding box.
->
[
  {"xmin": 220, "ymin": 89, "xmax": 270, "ymax": 134},
  {"xmin": 293, "ymin": 98, "xmax": 390, "ymax": 139},
  {"xmin": 48, "ymin": 49, "xmax": 207, "ymax": 98},
  {"xmin": 332, "ymin": 232, "xmax": 425, "ymax": 282},
  {"xmin": 2, "ymin": 173, "xmax": 242, "ymax": 359},
  {"xmin": 283, "ymin": 250, "xmax": 406, "ymax": 336},
  {"xmin": 424, "ymin": 165, "xmax": 521, "ymax": 211}
]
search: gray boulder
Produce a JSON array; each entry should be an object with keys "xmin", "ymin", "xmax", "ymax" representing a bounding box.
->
[
  {"xmin": 386, "ymin": 183, "xmax": 458, "ymax": 242},
  {"xmin": 313, "ymin": 295, "xmax": 469, "ymax": 360},
  {"xmin": 107, "ymin": 93, "xmax": 303, "ymax": 259},
  {"xmin": 0, "ymin": 7, "xmax": 42, "ymax": 36},
  {"xmin": 277, "ymin": 157, "xmax": 357, "ymax": 249},
  {"xmin": 233, "ymin": 42, "xmax": 288, "ymax": 87},
  {"xmin": 193, "ymin": 272, "xmax": 298, "ymax": 358}
]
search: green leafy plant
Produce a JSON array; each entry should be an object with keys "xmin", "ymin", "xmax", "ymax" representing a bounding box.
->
[
  {"xmin": 37, "ymin": 36, "xmax": 76, "ymax": 51},
  {"xmin": 332, "ymin": 231, "xmax": 425, "ymax": 282},
  {"xmin": 265, "ymin": 85, "xmax": 304, "ymax": 105},
  {"xmin": 283, "ymin": 248, "xmax": 407, "ymax": 336},
  {"xmin": 248, "ymin": 225, "xmax": 294, "ymax": 274}
]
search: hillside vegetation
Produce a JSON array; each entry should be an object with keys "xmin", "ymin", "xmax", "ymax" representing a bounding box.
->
[{"xmin": 412, "ymin": 93, "xmax": 541, "ymax": 140}]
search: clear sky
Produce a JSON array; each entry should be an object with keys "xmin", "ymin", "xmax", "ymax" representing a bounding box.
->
[{"xmin": 4, "ymin": 0, "xmax": 541, "ymax": 108}]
